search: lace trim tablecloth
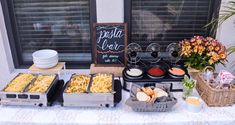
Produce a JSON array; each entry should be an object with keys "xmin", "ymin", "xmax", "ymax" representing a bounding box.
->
[{"xmin": 0, "ymin": 90, "xmax": 235, "ymax": 125}]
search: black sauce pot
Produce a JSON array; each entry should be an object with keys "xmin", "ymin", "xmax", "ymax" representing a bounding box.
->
[
  {"xmin": 123, "ymin": 66, "xmax": 144, "ymax": 80},
  {"xmin": 146, "ymin": 65, "xmax": 166, "ymax": 79},
  {"xmin": 168, "ymin": 65, "xmax": 186, "ymax": 79}
]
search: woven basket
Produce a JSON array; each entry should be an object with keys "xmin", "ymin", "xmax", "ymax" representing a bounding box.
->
[
  {"xmin": 196, "ymin": 73, "xmax": 235, "ymax": 107},
  {"xmin": 125, "ymin": 83, "xmax": 177, "ymax": 112},
  {"xmin": 187, "ymin": 67, "xmax": 201, "ymax": 80}
]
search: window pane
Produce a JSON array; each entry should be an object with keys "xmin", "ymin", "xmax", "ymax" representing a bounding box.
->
[
  {"xmin": 131, "ymin": 0, "xmax": 217, "ymax": 50},
  {"xmin": 12, "ymin": 0, "xmax": 91, "ymax": 63}
]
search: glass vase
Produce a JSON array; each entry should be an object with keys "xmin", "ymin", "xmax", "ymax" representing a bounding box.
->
[{"xmin": 182, "ymin": 86, "xmax": 193, "ymax": 100}]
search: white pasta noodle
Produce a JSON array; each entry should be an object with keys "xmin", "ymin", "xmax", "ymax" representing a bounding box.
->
[
  {"xmin": 4, "ymin": 74, "xmax": 35, "ymax": 92},
  {"xmin": 90, "ymin": 74, "xmax": 112, "ymax": 93},
  {"xmin": 27, "ymin": 75, "xmax": 56, "ymax": 93},
  {"xmin": 66, "ymin": 75, "xmax": 90, "ymax": 93}
]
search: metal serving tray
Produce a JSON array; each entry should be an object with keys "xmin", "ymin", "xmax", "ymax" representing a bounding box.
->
[
  {"xmin": 63, "ymin": 74, "xmax": 115, "ymax": 108},
  {"xmin": 0, "ymin": 74, "xmax": 59, "ymax": 107}
]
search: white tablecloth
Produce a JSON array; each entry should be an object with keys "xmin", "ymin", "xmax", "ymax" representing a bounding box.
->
[
  {"xmin": 1, "ymin": 90, "xmax": 235, "ymax": 125},
  {"xmin": 0, "ymin": 73, "xmax": 235, "ymax": 125}
]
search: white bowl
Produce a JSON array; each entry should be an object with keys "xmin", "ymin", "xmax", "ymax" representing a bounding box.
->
[
  {"xmin": 32, "ymin": 49, "xmax": 58, "ymax": 61},
  {"xmin": 185, "ymin": 96, "xmax": 203, "ymax": 113}
]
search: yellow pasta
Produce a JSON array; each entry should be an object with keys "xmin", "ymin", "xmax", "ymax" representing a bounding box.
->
[
  {"xmin": 66, "ymin": 75, "xmax": 90, "ymax": 93},
  {"xmin": 27, "ymin": 75, "xmax": 55, "ymax": 93},
  {"xmin": 4, "ymin": 74, "xmax": 35, "ymax": 92},
  {"xmin": 90, "ymin": 73, "xmax": 112, "ymax": 93}
]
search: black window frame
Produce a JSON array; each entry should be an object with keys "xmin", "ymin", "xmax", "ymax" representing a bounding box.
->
[
  {"xmin": 124, "ymin": 0, "xmax": 222, "ymax": 45},
  {"xmin": 0, "ymin": 0, "xmax": 97, "ymax": 69}
]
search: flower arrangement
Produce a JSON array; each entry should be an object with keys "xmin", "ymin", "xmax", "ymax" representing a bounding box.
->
[{"xmin": 180, "ymin": 36, "xmax": 227, "ymax": 70}]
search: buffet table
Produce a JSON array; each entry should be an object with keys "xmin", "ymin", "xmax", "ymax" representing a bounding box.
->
[{"xmin": 0, "ymin": 74, "xmax": 235, "ymax": 125}]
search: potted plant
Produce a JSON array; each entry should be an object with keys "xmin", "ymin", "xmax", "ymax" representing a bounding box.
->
[
  {"xmin": 207, "ymin": 1, "xmax": 235, "ymax": 57},
  {"xmin": 207, "ymin": 1, "xmax": 235, "ymax": 36},
  {"xmin": 180, "ymin": 36, "xmax": 227, "ymax": 71},
  {"xmin": 182, "ymin": 75, "xmax": 196, "ymax": 99}
]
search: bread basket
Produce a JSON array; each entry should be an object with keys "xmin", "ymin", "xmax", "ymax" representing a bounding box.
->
[{"xmin": 125, "ymin": 83, "xmax": 177, "ymax": 112}]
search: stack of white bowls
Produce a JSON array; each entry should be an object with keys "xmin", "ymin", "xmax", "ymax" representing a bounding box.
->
[{"xmin": 32, "ymin": 49, "xmax": 58, "ymax": 69}]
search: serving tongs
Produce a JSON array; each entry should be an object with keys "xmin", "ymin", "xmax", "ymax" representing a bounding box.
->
[
  {"xmin": 24, "ymin": 74, "xmax": 58, "ymax": 94},
  {"xmin": 63, "ymin": 74, "xmax": 90, "ymax": 94},
  {"xmin": 118, "ymin": 57, "xmax": 147, "ymax": 71},
  {"xmin": 158, "ymin": 59, "xmax": 173, "ymax": 70}
]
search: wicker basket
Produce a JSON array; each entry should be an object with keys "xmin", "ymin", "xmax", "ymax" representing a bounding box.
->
[
  {"xmin": 196, "ymin": 73, "xmax": 235, "ymax": 107},
  {"xmin": 187, "ymin": 67, "xmax": 201, "ymax": 80},
  {"xmin": 125, "ymin": 83, "xmax": 177, "ymax": 112}
]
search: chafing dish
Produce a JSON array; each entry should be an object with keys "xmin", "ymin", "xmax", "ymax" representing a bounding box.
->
[{"xmin": 0, "ymin": 73, "xmax": 59, "ymax": 107}]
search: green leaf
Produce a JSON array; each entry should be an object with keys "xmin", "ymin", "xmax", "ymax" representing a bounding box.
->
[
  {"xmin": 205, "ymin": 1, "xmax": 235, "ymax": 36},
  {"xmin": 227, "ymin": 46, "xmax": 235, "ymax": 55},
  {"xmin": 229, "ymin": 1, "xmax": 235, "ymax": 5},
  {"xmin": 182, "ymin": 75, "xmax": 196, "ymax": 89},
  {"xmin": 223, "ymin": 6, "xmax": 235, "ymax": 11}
]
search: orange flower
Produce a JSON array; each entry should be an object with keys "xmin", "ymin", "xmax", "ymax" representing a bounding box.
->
[
  {"xmin": 220, "ymin": 53, "xmax": 226, "ymax": 59},
  {"xmin": 206, "ymin": 37, "xmax": 213, "ymax": 41},
  {"xmin": 215, "ymin": 46, "xmax": 220, "ymax": 51},
  {"xmin": 182, "ymin": 52, "xmax": 191, "ymax": 57},
  {"xmin": 185, "ymin": 41, "xmax": 190, "ymax": 46},
  {"xmin": 207, "ymin": 53, "xmax": 212, "ymax": 56},
  {"xmin": 208, "ymin": 46, "xmax": 214, "ymax": 51},
  {"xmin": 190, "ymin": 38, "xmax": 196, "ymax": 42},
  {"xmin": 198, "ymin": 45, "xmax": 205, "ymax": 55},
  {"xmin": 211, "ymin": 52, "xmax": 220, "ymax": 61},
  {"xmin": 193, "ymin": 46, "xmax": 198, "ymax": 53},
  {"xmin": 205, "ymin": 42, "xmax": 210, "ymax": 46},
  {"xmin": 196, "ymin": 39, "xmax": 202, "ymax": 45},
  {"xmin": 191, "ymin": 41, "xmax": 197, "ymax": 46},
  {"xmin": 212, "ymin": 41, "xmax": 217, "ymax": 46},
  {"xmin": 186, "ymin": 46, "xmax": 191, "ymax": 50},
  {"xmin": 209, "ymin": 59, "xmax": 214, "ymax": 65}
]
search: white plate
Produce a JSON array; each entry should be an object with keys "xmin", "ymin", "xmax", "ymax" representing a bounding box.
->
[
  {"xmin": 33, "ymin": 56, "xmax": 58, "ymax": 62},
  {"xmin": 34, "ymin": 61, "xmax": 58, "ymax": 69},
  {"xmin": 33, "ymin": 60, "xmax": 58, "ymax": 65},
  {"xmin": 33, "ymin": 57, "xmax": 58, "ymax": 63}
]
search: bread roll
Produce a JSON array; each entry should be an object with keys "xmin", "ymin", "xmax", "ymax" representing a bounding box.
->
[
  {"xmin": 136, "ymin": 91, "xmax": 150, "ymax": 101},
  {"xmin": 154, "ymin": 88, "xmax": 168, "ymax": 98}
]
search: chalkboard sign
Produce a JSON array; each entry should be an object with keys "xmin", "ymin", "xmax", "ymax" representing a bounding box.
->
[{"xmin": 93, "ymin": 23, "xmax": 127, "ymax": 66}]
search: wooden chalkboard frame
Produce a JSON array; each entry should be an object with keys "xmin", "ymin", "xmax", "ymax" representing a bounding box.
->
[{"xmin": 93, "ymin": 23, "xmax": 127, "ymax": 67}]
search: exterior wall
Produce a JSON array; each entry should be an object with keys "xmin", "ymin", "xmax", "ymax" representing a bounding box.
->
[
  {"xmin": 0, "ymin": 0, "xmax": 234, "ymax": 86},
  {"xmin": 216, "ymin": 0, "xmax": 235, "ymax": 74},
  {"xmin": 0, "ymin": 2, "xmax": 15, "ymax": 87},
  {"xmin": 96, "ymin": 0, "xmax": 124, "ymax": 23}
]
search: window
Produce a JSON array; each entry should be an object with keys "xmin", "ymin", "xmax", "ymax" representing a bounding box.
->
[
  {"xmin": 1, "ymin": 0, "xmax": 96, "ymax": 68},
  {"xmin": 125, "ymin": 0, "xmax": 221, "ymax": 50}
]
